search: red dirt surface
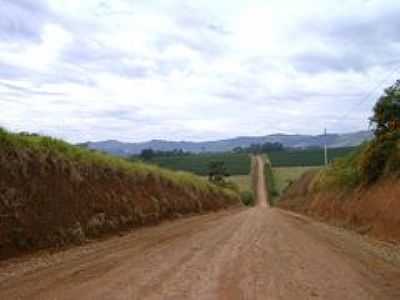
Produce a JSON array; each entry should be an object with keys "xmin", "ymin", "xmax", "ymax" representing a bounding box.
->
[
  {"xmin": 279, "ymin": 170, "xmax": 400, "ymax": 243},
  {"xmin": 0, "ymin": 156, "xmax": 399, "ymax": 299},
  {"xmin": 0, "ymin": 148, "xmax": 239, "ymax": 259}
]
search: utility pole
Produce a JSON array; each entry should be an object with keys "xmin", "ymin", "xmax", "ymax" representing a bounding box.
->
[{"xmin": 324, "ymin": 128, "xmax": 328, "ymax": 166}]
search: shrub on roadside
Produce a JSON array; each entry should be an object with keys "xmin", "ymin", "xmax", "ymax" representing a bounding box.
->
[
  {"xmin": 240, "ymin": 191, "xmax": 254, "ymax": 206},
  {"xmin": 314, "ymin": 146, "xmax": 362, "ymax": 190}
]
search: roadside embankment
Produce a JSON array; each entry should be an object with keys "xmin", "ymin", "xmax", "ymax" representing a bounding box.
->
[
  {"xmin": 278, "ymin": 169, "xmax": 400, "ymax": 243},
  {"xmin": 0, "ymin": 129, "xmax": 240, "ymax": 259}
]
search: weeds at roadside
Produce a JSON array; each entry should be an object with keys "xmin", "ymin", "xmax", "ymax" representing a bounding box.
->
[{"xmin": 240, "ymin": 191, "xmax": 254, "ymax": 206}]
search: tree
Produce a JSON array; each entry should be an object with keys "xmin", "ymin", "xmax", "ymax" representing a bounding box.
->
[
  {"xmin": 370, "ymin": 79, "xmax": 400, "ymax": 137},
  {"xmin": 360, "ymin": 80, "xmax": 400, "ymax": 183},
  {"xmin": 140, "ymin": 148, "xmax": 155, "ymax": 160},
  {"xmin": 208, "ymin": 161, "xmax": 229, "ymax": 184},
  {"xmin": 243, "ymin": 142, "xmax": 284, "ymax": 154},
  {"xmin": 232, "ymin": 146, "xmax": 244, "ymax": 153}
]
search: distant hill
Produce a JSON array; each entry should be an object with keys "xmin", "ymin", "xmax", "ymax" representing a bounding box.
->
[{"xmin": 83, "ymin": 131, "xmax": 373, "ymax": 156}]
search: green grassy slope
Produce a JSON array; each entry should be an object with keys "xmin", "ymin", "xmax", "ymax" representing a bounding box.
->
[
  {"xmin": 278, "ymin": 139, "xmax": 400, "ymax": 242},
  {"xmin": 228, "ymin": 175, "xmax": 252, "ymax": 193},
  {"xmin": 272, "ymin": 166, "xmax": 320, "ymax": 196},
  {"xmin": 0, "ymin": 128, "xmax": 237, "ymax": 196}
]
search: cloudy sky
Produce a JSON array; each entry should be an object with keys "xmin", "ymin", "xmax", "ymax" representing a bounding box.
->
[{"xmin": 1, "ymin": 0, "xmax": 400, "ymax": 142}]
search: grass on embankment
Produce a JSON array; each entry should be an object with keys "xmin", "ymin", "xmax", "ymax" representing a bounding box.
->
[
  {"xmin": 0, "ymin": 128, "xmax": 240, "ymax": 259},
  {"xmin": 229, "ymin": 175, "xmax": 254, "ymax": 206},
  {"xmin": 262, "ymin": 158, "xmax": 277, "ymax": 206},
  {"xmin": 0, "ymin": 128, "xmax": 237, "ymax": 197},
  {"xmin": 228, "ymin": 175, "xmax": 252, "ymax": 193},
  {"xmin": 272, "ymin": 166, "xmax": 320, "ymax": 197},
  {"xmin": 278, "ymin": 138, "xmax": 400, "ymax": 242},
  {"xmin": 313, "ymin": 139, "xmax": 400, "ymax": 191},
  {"xmin": 265, "ymin": 165, "xmax": 321, "ymax": 206},
  {"xmin": 201, "ymin": 174, "xmax": 254, "ymax": 206}
]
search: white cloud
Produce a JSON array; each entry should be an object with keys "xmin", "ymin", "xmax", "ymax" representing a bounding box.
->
[{"xmin": 1, "ymin": 0, "xmax": 400, "ymax": 142}]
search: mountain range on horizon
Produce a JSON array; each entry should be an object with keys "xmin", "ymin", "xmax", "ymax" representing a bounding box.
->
[{"xmin": 82, "ymin": 130, "xmax": 373, "ymax": 156}]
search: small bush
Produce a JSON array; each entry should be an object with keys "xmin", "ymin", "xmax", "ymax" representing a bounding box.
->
[
  {"xmin": 314, "ymin": 147, "xmax": 363, "ymax": 190},
  {"xmin": 240, "ymin": 191, "xmax": 254, "ymax": 206}
]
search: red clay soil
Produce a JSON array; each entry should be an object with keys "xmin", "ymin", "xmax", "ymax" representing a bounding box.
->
[
  {"xmin": 279, "ymin": 170, "xmax": 400, "ymax": 243},
  {"xmin": 0, "ymin": 148, "xmax": 239, "ymax": 259}
]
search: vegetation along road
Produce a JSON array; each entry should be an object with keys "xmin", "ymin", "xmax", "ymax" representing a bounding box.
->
[{"xmin": 0, "ymin": 156, "xmax": 399, "ymax": 299}]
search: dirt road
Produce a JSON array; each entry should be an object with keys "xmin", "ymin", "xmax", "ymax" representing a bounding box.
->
[
  {"xmin": 1, "ymin": 156, "xmax": 399, "ymax": 299},
  {"xmin": 255, "ymin": 155, "xmax": 269, "ymax": 207}
]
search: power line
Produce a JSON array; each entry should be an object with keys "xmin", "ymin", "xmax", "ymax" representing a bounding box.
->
[
  {"xmin": 334, "ymin": 63, "xmax": 400, "ymax": 125},
  {"xmin": 323, "ymin": 62, "xmax": 400, "ymax": 166}
]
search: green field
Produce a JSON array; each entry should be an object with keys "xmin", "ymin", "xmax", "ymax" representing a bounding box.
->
[
  {"xmin": 272, "ymin": 166, "xmax": 320, "ymax": 197},
  {"xmin": 267, "ymin": 147, "xmax": 356, "ymax": 167},
  {"xmin": 150, "ymin": 152, "xmax": 251, "ymax": 176}
]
